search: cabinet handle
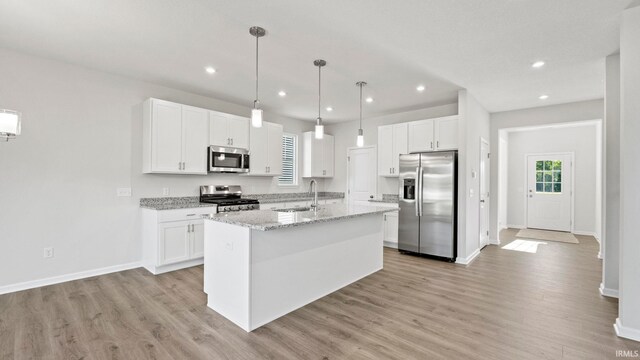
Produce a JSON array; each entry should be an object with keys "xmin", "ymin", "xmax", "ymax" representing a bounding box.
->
[
  {"xmin": 231, "ymin": 138, "xmax": 234, "ymax": 145},
  {"xmin": 187, "ymin": 224, "xmax": 191, "ymax": 233},
  {"xmin": 191, "ymin": 224, "xmax": 195, "ymax": 232},
  {"xmin": 390, "ymin": 167, "xmax": 392, "ymax": 174},
  {"xmin": 437, "ymin": 141, "xmax": 439, "ymax": 148},
  {"xmin": 430, "ymin": 141, "xmax": 433, "ymax": 150}
]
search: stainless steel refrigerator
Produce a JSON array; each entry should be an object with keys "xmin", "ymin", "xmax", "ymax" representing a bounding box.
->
[{"xmin": 398, "ymin": 151, "xmax": 457, "ymax": 261}]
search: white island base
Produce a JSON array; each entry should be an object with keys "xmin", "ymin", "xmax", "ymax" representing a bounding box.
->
[{"xmin": 203, "ymin": 213, "xmax": 384, "ymax": 332}]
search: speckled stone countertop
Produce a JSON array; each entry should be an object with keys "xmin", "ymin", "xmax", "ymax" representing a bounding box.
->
[
  {"xmin": 243, "ymin": 192, "xmax": 344, "ymax": 204},
  {"xmin": 203, "ymin": 203, "xmax": 394, "ymax": 231},
  {"xmin": 140, "ymin": 197, "xmax": 215, "ymax": 210},
  {"xmin": 368, "ymin": 194, "xmax": 399, "ymax": 204}
]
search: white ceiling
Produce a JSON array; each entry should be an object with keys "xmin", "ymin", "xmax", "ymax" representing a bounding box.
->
[{"xmin": 0, "ymin": 0, "xmax": 631, "ymax": 122}]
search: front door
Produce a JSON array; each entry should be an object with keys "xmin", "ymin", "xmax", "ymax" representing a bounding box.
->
[
  {"xmin": 526, "ymin": 154, "xmax": 572, "ymax": 232},
  {"xmin": 347, "ymin": 146, "xmax": 377, "ymax": 205}
]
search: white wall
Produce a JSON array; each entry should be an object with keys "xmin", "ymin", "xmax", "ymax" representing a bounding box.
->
[
  {"xmin": 616, "ymin": 4, "xmax": 640, "ymax": 341},
  {"xmin": 505, "ymin": 124, "xmax": 599, "ymax": 234},
  {"xmin": 457, "ymin": 90, "xmax": 491, "ymax": 261},
  {"xmin": 324, "ymin": 104, "xmax": 458, "ymax": 195},
  {"xmin": 489, "ymin": 99, "xmax": 604, "ymax": 242},
  {"xmin": 601, "ymin": 53, "xmax": 620, "ymax": 296},
  {"xmin": 0, "ymin": 48, "xmax": 315, "ymax": 289}
]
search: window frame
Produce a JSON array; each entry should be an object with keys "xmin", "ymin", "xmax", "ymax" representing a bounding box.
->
[{"xmin": 278, "ymin": 133, "xmax": 298, "ymax": 187}]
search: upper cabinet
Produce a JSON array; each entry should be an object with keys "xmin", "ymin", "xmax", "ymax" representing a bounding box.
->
[
  {"xmin": 407, "ymin": 115, "xmax": 459, "ymax": 153},
  {"xmin": 209, "ymin": 111, "xmax": 250, "ymax": 149},
  {"xmin": 302, "ymin": 132, "xmax": 335, "ymax": 178},
  {"xmin": 378, "ymin": 123, "xmax": 408, "ymax": 177},
  {"xmin": 246, "ymin": 121, "xmax": 283, "ymax": 176},
  {"xmin": 142, "ymin": 98, "xmax": 209, "ymax": 174}
]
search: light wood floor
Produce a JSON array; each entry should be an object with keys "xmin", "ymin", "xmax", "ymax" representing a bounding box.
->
[{"xmin": 1, "ymin": 230, "xmax": 638, "ymax": 359}]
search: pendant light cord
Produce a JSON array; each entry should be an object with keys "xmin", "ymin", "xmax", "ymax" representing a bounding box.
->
[
  {"xmin": 318, "ymin": 65, "xmax": 321, "ymax": 120},
  {"xmin": 359, "ymin": 83, "xmax": 363, "ymax": 129},
  {"xmin": 255, "ymin": 34, "xmax": 259, "ymax": 107}
]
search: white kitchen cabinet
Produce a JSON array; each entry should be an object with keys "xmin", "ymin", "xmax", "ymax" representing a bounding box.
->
[
  {"xmin": 407, "ymin": 115, "xmax": 458, "ymax": 153},
  {"xmin": 302, "ymin": 132, "xmax": 335, "ymax": 178},
  {"xmin": 246, "ymin": 121, "xmax": 283, "ymax": 176},
  {"xmin": 141, "ymin": 206, "xmax": 216, "ymax": 274},
  {"xmin": 142, "ymin": 98, "xmax": 209, "ymax": 174},
  {"xmin": 209, "ymin": 111, "xmax": 250, "ymax": 149},
  {"xmin": 383, "ymin": 211, "xmax": 399, "ymax": 247},
  {"xmin": 377, "ymin": 123, "xmax": 407, "ymax": 177}
]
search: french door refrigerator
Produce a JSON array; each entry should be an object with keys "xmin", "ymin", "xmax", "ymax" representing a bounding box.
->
[{"xmin": 398, "ymin": 151, "xmax": 457, "ymax": 261}]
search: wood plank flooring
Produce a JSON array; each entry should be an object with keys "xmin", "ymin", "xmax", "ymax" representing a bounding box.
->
[{"xmin": 1, "ymin": 229, "xmax": 638, "ymax": 359}]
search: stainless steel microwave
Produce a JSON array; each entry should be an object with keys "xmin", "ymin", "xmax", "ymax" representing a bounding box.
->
[{"xmin": 208, "ymin": 146, "xmax": 250, "ymax": 173}]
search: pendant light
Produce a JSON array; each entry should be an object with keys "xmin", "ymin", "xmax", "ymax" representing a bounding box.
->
[
  {"xmin": 314, "ymin": 59, "xmax": 326, "ymax": 139},
  {"xmin": 355, "ymin": 81, "xmax": 367, "ymax": 147},
  {"xmin": 250, "ymin": 26, "xmax": 266, "ymax": 128}
]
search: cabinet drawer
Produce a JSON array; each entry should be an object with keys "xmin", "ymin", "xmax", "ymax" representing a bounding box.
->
[{"xmin": 157, "ymin": 206, "xmax": 217, "ymax": 222}]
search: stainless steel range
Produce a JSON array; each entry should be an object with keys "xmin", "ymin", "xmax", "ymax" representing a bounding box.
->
[{"xmin": 199, "ymin": 185, "xmax": 259, "ymax": 212}]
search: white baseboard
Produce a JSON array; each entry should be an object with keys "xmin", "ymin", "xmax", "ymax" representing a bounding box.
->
[
  {"xmin": 456, "ymin": 248, "xmax": 481, "ymax": 265},
  {"xmin": 573, "ymin": 230, "xmax": 597, "ymax": 238},
  {"xmin": 615, "ymin": 318, "xmax": 640, "ymax": 342},
  {"xmin": 383, "ymin": 241, "xmax": 398, "ymax": 249},
  {"xmin": 0, "ymin": 261, "xmax": 142, "ymax": 295},
  {"xmin": 599, "ymin": 283, "xmax": 619, "ymax": 298},
  {"xmin": 597, "ymin": 252, "xmax": 603, "ymax": 260},
  {"xmin": 144, "ymin": 258, "xmax": 204, "ymax": 275},
  {"xmin": 489, "ymin": 238, "xmax": 500, "ymax": 245},
  {"xmin": 507, "ymin": 224, "xmax": 526, "ymax": 229}
]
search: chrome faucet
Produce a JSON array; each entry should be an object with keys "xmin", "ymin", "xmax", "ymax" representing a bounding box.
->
[{"xmin": 309, "ymin": 179, "xmax": 319, "ymax": 211}]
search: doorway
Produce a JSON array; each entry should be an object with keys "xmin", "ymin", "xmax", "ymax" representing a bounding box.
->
[
  {"xmin": 479, "ymin": 138, "xmax": 490, "ymax": 248},
  {"xmin": 347, "ymin": 146, "xmax": 377, "ymax": 205},
  {"xmin": 526, "ymin": 153, "xmax": 573, "ymax": 232}
]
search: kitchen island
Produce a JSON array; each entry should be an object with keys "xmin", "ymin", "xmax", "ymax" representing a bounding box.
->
[{"xmin": 202, "ymin": 204, "xmax": 394, "ymax": 332}]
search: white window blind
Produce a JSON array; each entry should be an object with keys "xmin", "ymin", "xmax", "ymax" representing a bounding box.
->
[{"xmin": 279, "ymin": 134, "xmax": 297, "ymax": 186}]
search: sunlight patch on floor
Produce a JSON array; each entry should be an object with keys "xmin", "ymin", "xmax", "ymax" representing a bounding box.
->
[{"xmin": 501, "ymin": 239, "xmax": 547, "ymax": 253}]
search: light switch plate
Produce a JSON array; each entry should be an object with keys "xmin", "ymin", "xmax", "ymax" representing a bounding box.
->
[{"xmin": 117, "ymin": 188, "xmax": 132, "ymax": 197}]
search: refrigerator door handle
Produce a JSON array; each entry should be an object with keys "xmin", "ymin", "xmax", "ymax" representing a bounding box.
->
[
  {"xmin": 418, "ymin": 166, "xmax": 424, "ymax": 216},
  {"xmin": 415, "ymin": 166, "xmax": 420, "ymax": 217}
]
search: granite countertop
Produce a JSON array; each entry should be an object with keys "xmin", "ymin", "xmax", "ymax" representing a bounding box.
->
[
  {"xmin": 140, "ymin": 197, "xmax": 215, "ymax": 211},
  {"xmin": 368, "ymin": 194, "xmax": 399, "ymax": 204},
  {"xmin": 243, "ymin": 192, "xmax": 344, "ymax": 204},
  {"xmin": 202, "ymin": 203, "xmax": 395, "ymax": 231}
]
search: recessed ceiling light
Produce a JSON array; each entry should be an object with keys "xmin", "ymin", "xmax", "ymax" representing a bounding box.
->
[
  {"xmin": 326, "ymin": 106, "xmax": 333, "ymax": 112},
  {"xmin": 365, "ymin": 97, "xmax": 373, "ymax": 103},
  {"xmin": 278, "ymin": 91, "xmax": 287, "ymax": 97},
  {"xmin": 205, "ymin": 66, "xmax": 216, "ymax": 74},
  {"xmin": 532, "ymin": 61, "xmax": 545, "ymax": 68},
  {"xmin": 539, "ymin": 94, "xmax": 549, "ymax": 100},
  {"xmin": 416, "ymin": 85, "xmax": 425, "ymax": 92}
]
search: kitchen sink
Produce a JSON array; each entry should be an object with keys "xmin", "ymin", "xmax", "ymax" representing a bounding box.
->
[{"xmin": 273, "ymin": 207, "xmax": 313, "ymax": 212}]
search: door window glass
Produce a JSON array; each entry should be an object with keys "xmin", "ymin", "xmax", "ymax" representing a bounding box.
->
[{"xmin": 535, "ymin": 160, "xmax": 562, "ymax": 193}]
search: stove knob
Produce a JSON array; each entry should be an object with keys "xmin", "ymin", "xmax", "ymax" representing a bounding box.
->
[
  {"xmin": 247, "ymin": 205, "xmax": 254, "ymax": 210},
  {"xmin": 239, "ymin": 205, "xmax": 247, "ymax": 210},
  {"xmin": 219, "ymin": 207, "xmax": 226, "ymax": 213},
  {"xmin": 230, "ymin": 206, "xmax": 239, "ymax": 211}
]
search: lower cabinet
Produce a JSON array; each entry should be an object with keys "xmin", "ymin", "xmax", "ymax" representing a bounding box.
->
[
  {"xmin": 142, "ymin": 206, "xmax": 216, "ymax": 274},
  {"xmin": 383, "ymin": 211, "xmax": 399, "ymax": 247}
]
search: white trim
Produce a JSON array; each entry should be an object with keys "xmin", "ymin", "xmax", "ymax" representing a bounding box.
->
[
  {"xmin": 0, "ymin": 261, "xmax": 142, "ymax": 295},
  {"xmin": 456, "ymin": 248, "xmax": 481, "ymax": 265},
  {"xmin": 507, "ymin": 224, "xmax": 526, "ymax": 229},
  {"xmin": 144, "ymin": 258, "xmax": 204, "ymax": 275},
  {"xmin": 599, "ymin": 283, "xmax": 619, "ymax": 298},
  {"xmin": 615, "ymin": 318, "xmax": 640, "ymax": 342},
  {"xmin": 383, "ymin": 241, "xmax": 398, "ymax": 249},
  {"xmin": 489, "ymin": 238, "xmax": 501, "ymax": 245}
]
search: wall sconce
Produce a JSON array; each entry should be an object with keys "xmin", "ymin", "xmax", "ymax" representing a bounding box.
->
[{"xmin": 0, "ymin": 109, "xmax": 21, "ymax": 141}]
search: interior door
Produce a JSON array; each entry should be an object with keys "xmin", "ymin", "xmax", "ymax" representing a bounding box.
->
[
  {"xmin": 347, "ymin": 146, "xmax": 377, "ymax": 204},
  {"xmin": 182, "ymin": 106, "xmax": 209, "ymax": 174},
  {"xmin": 151, "ymin": 100, "xmax": 182, "ymax": 172},
  {"xmin": 527, "ymin": 154, "xmax": 572, "ymax": 232},
  {"xmin": 479, "ymin": 139, "xmax": 490, "ymax": 248}
]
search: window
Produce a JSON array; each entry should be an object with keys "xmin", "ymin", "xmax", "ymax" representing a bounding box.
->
[
  {"xmin": 279, "ymin": 133, "xmax": 297, "ymax": 186},
  {"xmin": 535, "ymin": 160, "xmax": 562, "ymax": 193}
]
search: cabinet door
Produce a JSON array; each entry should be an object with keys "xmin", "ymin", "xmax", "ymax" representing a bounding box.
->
[
  {"xmin": 182, "ymin": 106, "xmax": 209, "ymax": 174},
  {"xmin": 209, "ymin": 111, "xmax": 230, "ymax": 147},
  {"xmin": 158, "ymin": 221, "xmax": 190, "ymax": 266},
  {"xmin": 229, "ymin": 116, "xmax": 250, "ymax": 149},
  {"xmin": 384, "ymin": 211, "xmax": 399, "ymax": 244},
  {"xmin": 435, "ymin": 116, "xmax": 458, "ymax": 150},
  {"xmin": 408, "ymin": 119, "xmax": 435, "ymax": 153},
  {"xmin": 267, "ymin": 122, "xmax": 283, "ymax": 176},
  {"xmin": 190, "ymin": 221, "xmax": 205, "ymax": 259},
  {"xmin": 392, "ymin": 123, "xmax": 408, "ymax": 176},
  {"xmin": 323, "ymin": 135, "xmax": 335, "ymax": 177},
  {"xmin": 151, "ymin": 100, "xmax": 183, "ymax": 172},
  {"xmin": 249, "ymin": 124, "xmax": 269, "ymax": 175},
  {"xmin": 377, "ymin": 125, "xmax": 393, "ymax": 176}
]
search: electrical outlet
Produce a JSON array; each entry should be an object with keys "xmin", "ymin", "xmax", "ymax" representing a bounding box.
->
[
  {"xmin": 43, "ymin": 247, "xmax": 54, "ymax": 258},
  {"xmin": 116, "ymin": 188, "xmax": 132, "ymax": 197},
  {"xmin": 162, "ymin": 188, "xmax": 170, "ymax": 196}
]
